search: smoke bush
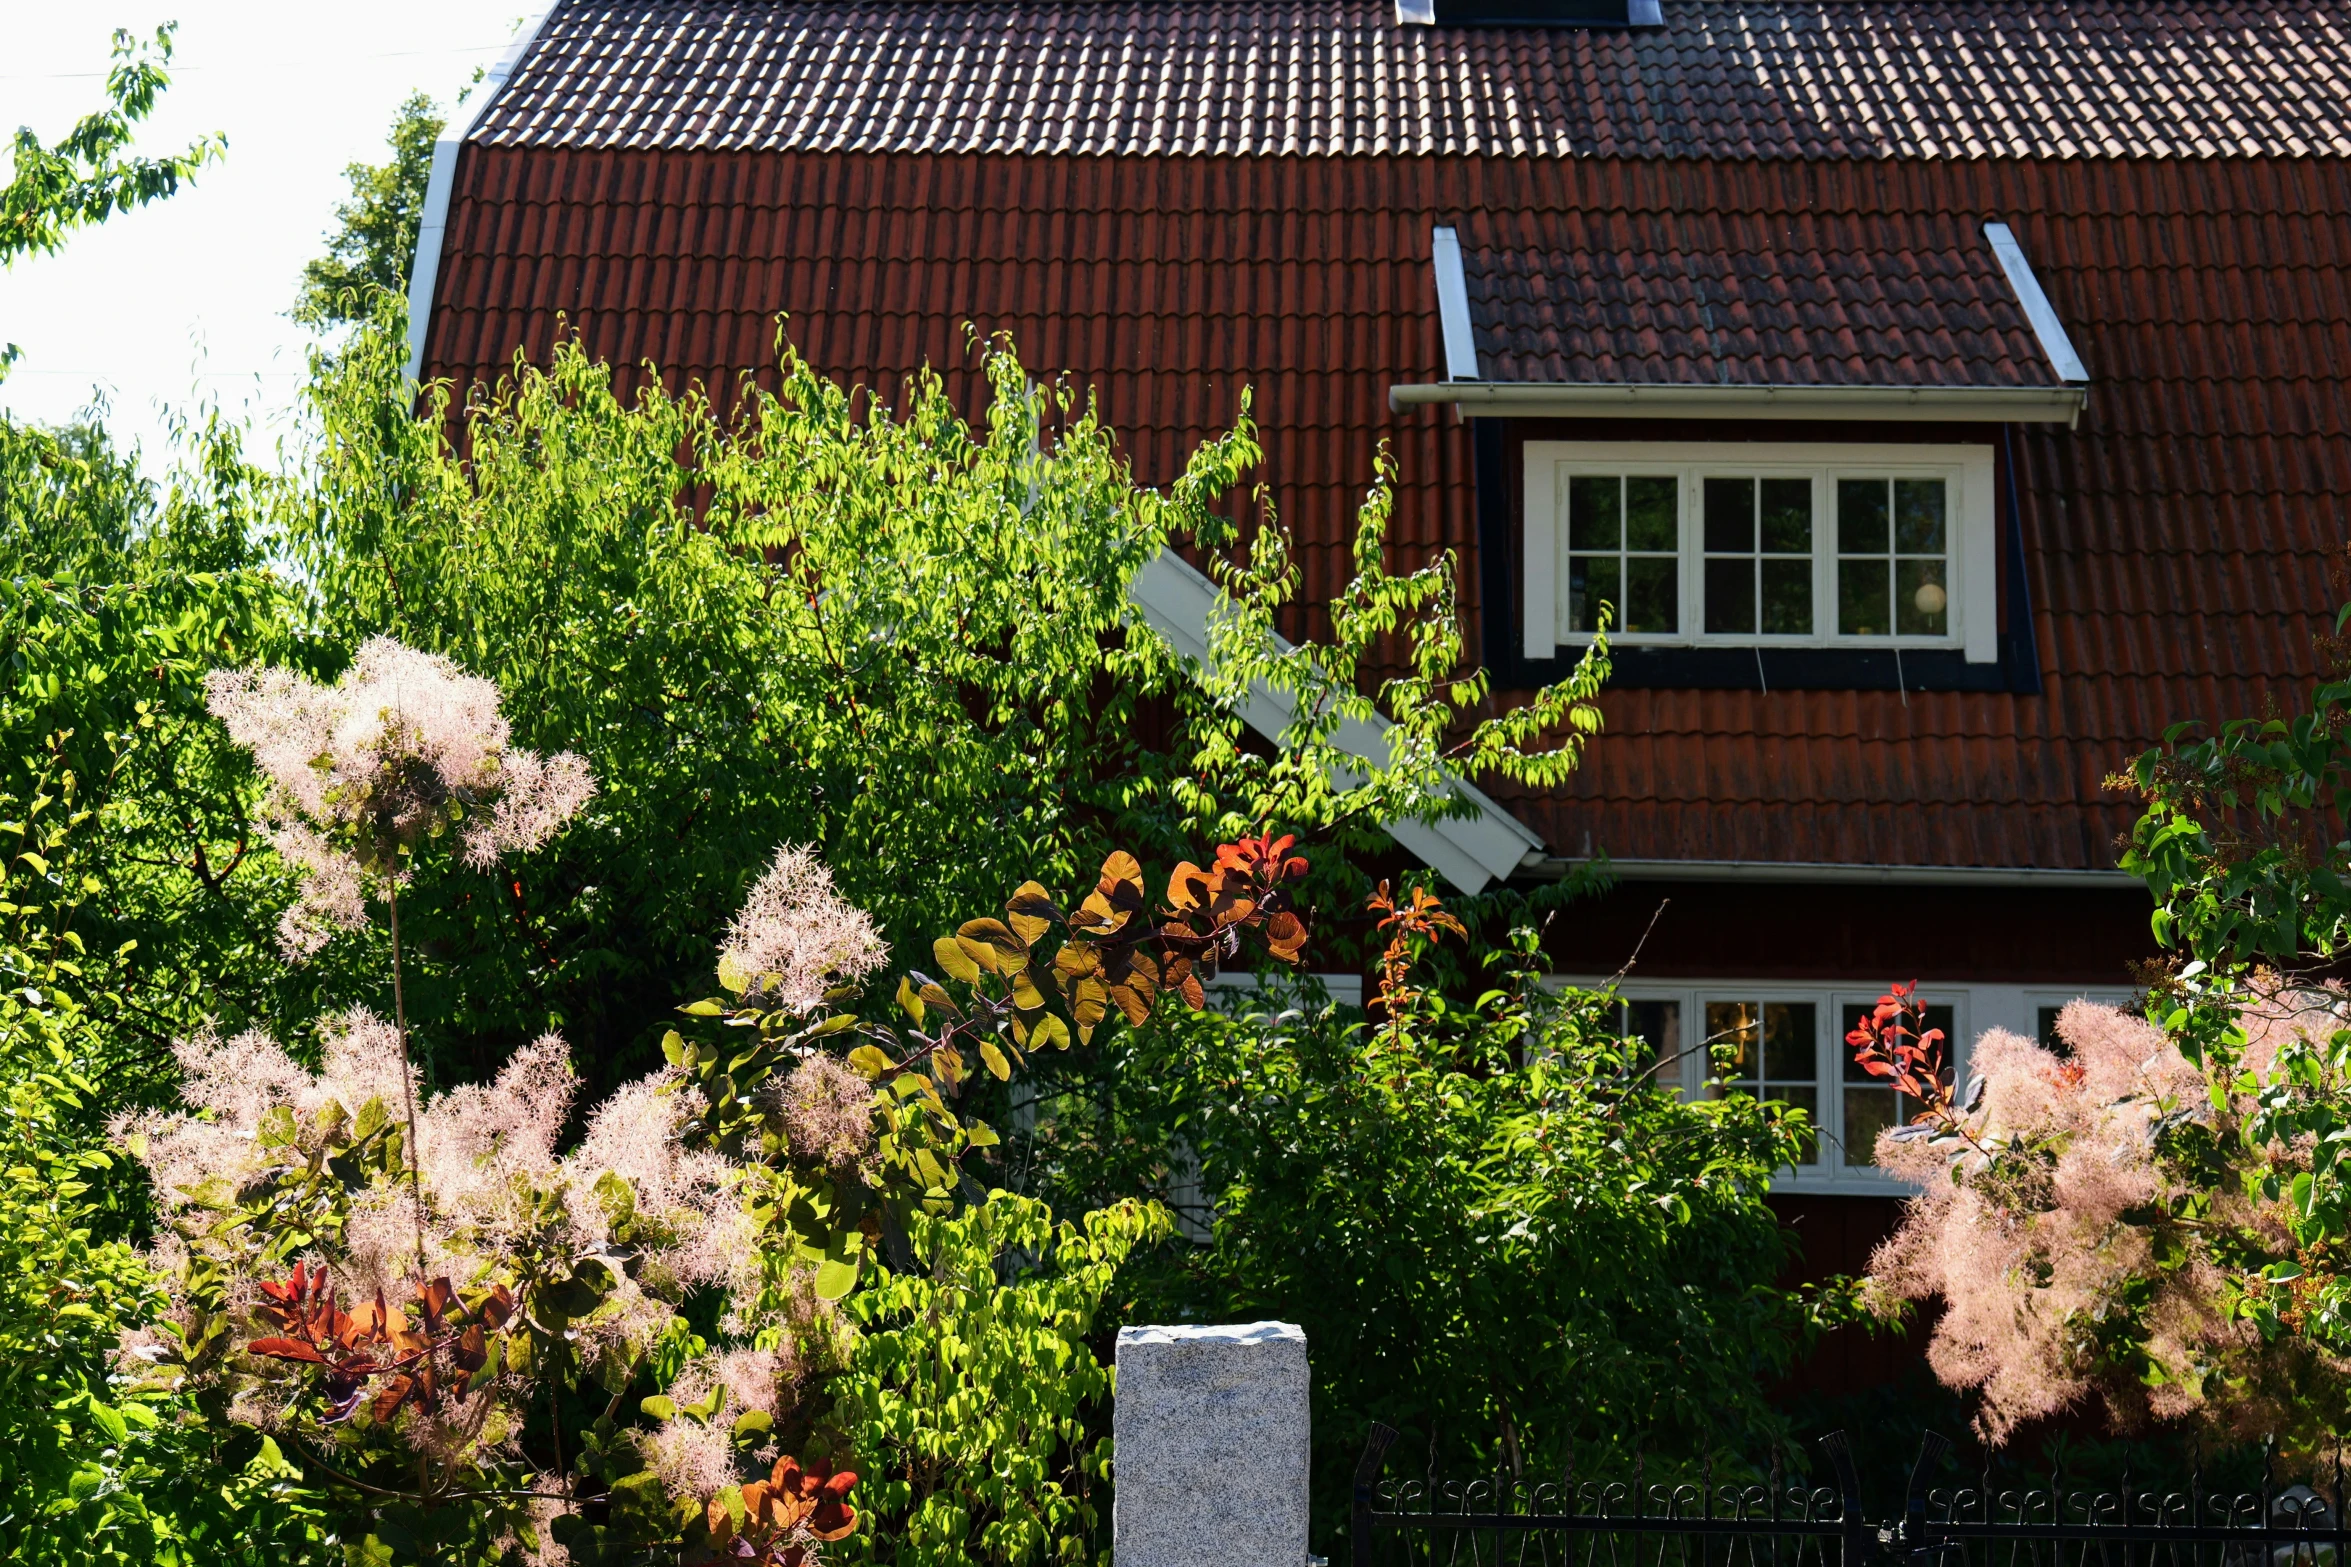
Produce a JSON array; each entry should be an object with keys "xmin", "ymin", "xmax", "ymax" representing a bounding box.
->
[
  {"xmin": 205, "ymin": 636, "xmax": 593, "ymax": 959},
  {"xmin": 1868, "ymin": 996, "xmax": 2350, "ymax": 1454}
]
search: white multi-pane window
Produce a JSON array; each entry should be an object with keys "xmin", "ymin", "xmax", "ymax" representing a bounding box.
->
[
  {"xmin": 1523, "ymin": 442, "xmax": 2000, "ymax": 664},
  {"xmin": 1588, "ymin": 982, "xmax": 2140, "ymax": 1191}
]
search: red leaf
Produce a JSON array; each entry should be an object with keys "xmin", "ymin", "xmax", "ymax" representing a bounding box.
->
[
  {"xmin": 1857, "ymin": 1059, "xmax": 1899, "ymax": 1080},
  {"xmin": 247, "ymin": 1336, "xmax": 328, "ymax": 1364}
]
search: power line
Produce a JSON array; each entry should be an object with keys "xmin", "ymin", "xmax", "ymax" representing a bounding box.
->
[{"xmin": 0, "ymin": 39, "xmax": 512, "ymax": 82}]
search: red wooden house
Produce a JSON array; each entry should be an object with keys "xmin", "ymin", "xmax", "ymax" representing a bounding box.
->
[{"xmin": 403, "ymin": 0, "xmax": 2351, "ymax": 1298}]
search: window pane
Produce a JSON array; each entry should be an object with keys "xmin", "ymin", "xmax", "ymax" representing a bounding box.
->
[
  {"xmin": 1625, "ymin": 555, "xmax": 1678, "ymax": 633},
  {"xmin": 2037, "ymin": 1006, "xmax": 2065, "ymax": 1051},
  {"xmin": 1895, "ymin": 478, "xmax": 1947, "ymax": 553},
  {"xmin": 1838, "ymin": 558, "xmax": 1889, "ymax": 635},
  {"xmin": 1626, "ymin": 477, "xmax": 1678, "ymax": 550},
  {"xmin": 1761, "ymin": 558, "xmax": 1812, "ymax": 635},
  {"xmin": 1622, "ymin": 999, "xmax": 1680, "ymax": 1080},
  {"xmin": 1897, "ymin": 557, "xmax": 1949, "ymax": 634},
  {"xmin": 1568, "ymin": 476, "xmax": 1621, "ymax": 550},
  {"xmin": 1705, "ymin": 1001, "xmax": 1758, "ymax": 1079},
  {"xmin": 1761, "ymin": 479, "xmax": 1812, "ymax": 552},
  {"xmin": 1704, "ymin": 557, "xmax": 1756, "ymax": 634},
  {"xmin": 1837, "ymin": 478, "xmax": 1889, "ymax": 553},
  {"xmin": 1703, "ymin": 477, "xmax": 1755, "ymax": 553},
  {"xmin": 1568, "ymin": 554, "xmax": 1618, "ymax": 634},
  {"xmin": 1763, "ymin": 1002, "xmax": 1815, "ymax": 1081},
  {"xmin": 1843, "ymin": 1086, "xmax": 1897, "ymax": 1165}
]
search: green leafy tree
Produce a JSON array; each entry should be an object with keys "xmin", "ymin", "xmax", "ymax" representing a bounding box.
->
[
  {"xmin": 832, "ymin": 1193, "xmax": 1171, "ymax": 1567},
  {"xmin": 0, "ymin": 748, "xmax": 336, "ymax": 1564},
  {"xmin": 293, "ymin": 92, "xmax": 443, "ymax": 330},
  {"xmin": 3, "ymin": 23, "xmax": 222, "ymax": 371},
  {"xmin": 0, "ymin": 419, "xmax": 319, "ymax": 1105},
  {"xmin": 270, "ymin": 304, "xmax": 1605, "ymax": 1101}
]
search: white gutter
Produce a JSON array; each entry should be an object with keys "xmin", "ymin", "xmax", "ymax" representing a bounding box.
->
[
  {"xmin": 1527, "ymin": 856, "xmax": 2142, "ymax": 890},
  {"xmin": 1129, "ymin": 550, "xmax": 1544, "ymax": 894},
  {"xmin": 1430, "ymin": 227, "xmax": 1480, "ymax": 381},
  {"xmin": 403, "ymin": 6, "xmax": 559, "ymax": 381},
  {"xmin": 1983, "ymin": 221, "xmax": 2091, "ymax": 386},
  {"xmin": 1388, "ymin": 380, "xmax": 2087, "ymax": 424}
]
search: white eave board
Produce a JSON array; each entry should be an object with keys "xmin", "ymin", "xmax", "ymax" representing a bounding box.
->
[
  {"xmin": 404, "ymin": 7, "xmax": 559, "ymax": 381},
  {"xmin": 1129, "ymin": 550, "xmax": 1541, "ymax": 894}
]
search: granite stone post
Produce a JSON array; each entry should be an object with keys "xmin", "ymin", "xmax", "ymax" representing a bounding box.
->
[{"xmin": 1113, "ymin": 1321, "xmax": 1310, "ymax": 1567}]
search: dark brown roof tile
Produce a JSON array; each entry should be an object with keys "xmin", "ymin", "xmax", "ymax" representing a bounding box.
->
[{"xmin": 477, "ymin": 0, "xmax": 2351, "ymax": 161}]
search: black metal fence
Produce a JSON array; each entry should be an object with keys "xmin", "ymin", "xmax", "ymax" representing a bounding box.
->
[{"xmin": 1351, "ymin": 1426, "xmax": 2345, "ymax": 1567}]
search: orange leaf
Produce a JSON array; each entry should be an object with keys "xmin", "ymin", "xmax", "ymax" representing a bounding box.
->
[
  {"xmin": 1165, "ymin": 861, "xmax": 1210, "ymax": 913},
  {"xmin": 371, "ymin": 1373, "xmax": 414, "ymax": 1425},
  {"xmin": 1265, "ymin": 910, "xmax": 1307, "ymax": 962},
  {"xmin": 1109, "ymin": 982, "xmax": 1152, "ymax": 1028}
]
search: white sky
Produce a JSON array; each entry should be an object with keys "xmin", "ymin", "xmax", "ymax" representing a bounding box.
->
[{"xmin": 0, "ymin": 2, "xmax": 524, "ymax": 473}]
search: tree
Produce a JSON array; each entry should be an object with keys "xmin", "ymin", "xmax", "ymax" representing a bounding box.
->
[
  {"xmin": 293, "ymin": 93, "xmax": 443, "ymax": 330},
  {"xmin": 0, "ymin": 23, "xmax": 222, "ymax": 267},
  {"xmin": 268, "ymin": 304, "xmax": 1606, "ymax": 1103},
  {"xmin": 3, "ymin": 24, "xmax": 222, "ymax": 370}
]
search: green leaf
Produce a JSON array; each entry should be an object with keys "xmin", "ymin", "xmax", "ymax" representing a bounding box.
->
[
  {"xmin": 934, "ymin": 935, "xmax": 984, "ymax": 984},
  {"xmin": 814, "ymin": 1254, "xmax": 861, "ymax": 1300},
  {"xmin": 640, "ymin": 1394, "xmax": 678, "ymax": 1421},
  {"xmin": 86, "ymin": 1400, "xmax": 129, "ymax": 1443}
]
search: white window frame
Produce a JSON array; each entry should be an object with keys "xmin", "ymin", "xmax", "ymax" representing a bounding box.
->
[
  {"xmin": 1573, "ymin": 978, "xmax": 2139, "ymax": 1194},
  {"xmin": 1523, "ymin": 441, "xmax": 1999, "ymax": 665}
]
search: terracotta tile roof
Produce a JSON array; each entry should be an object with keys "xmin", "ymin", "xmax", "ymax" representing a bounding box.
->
[
  {"xmin": 476, "ymin": 0, "xmax": 2351, "ymax": 161},
  {"xmin": 1461, "ymin": 208, "xmax": 2066, "ymax": 388},
  {"xmin": 419, "ymin": 144, "xmax": 2351, "ymax": 873}
]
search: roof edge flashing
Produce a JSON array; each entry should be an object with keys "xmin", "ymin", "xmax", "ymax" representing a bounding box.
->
[
  {"xmin": 1391, "ymin": 379, "xmax": 2086, "ymax": 424},
  {"xmin": 1398, "ymin": 0, "xmax": 1661, "ymax": 23},
  {"xmin": 1983, "ymin": 221, "xmax": 2091, "ymax": 386},
  {"xmin": 404, "ymin": 5, "xmax": 560, "ymax": 382},
  {"xmin": 1526, "ymin": 856, "xmax": 2143, "ymax": 890},
  {"xmin": 1430, "ymin": 227, "xmax": 1480, "ymax": 380}
]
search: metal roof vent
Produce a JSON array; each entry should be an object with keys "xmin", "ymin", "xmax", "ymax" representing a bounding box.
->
[{"xmin": 1396, "ymin": 0, "xmax": 1662, "ymax": 24}]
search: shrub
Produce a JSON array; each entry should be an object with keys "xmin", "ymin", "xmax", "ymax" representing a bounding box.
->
[
  {"xmin": 1027, "ymin": 894, "xmax": 1848, "ymax": 1537},
  {"xmin": 832, "ymin": 1193, "xmax": 1169, "ymax": 1567}
]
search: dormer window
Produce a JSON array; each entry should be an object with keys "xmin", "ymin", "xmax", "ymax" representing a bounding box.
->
[{"xmin": 1526, "ymin": 442, "xmax": 1992, "ymax": 658}]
